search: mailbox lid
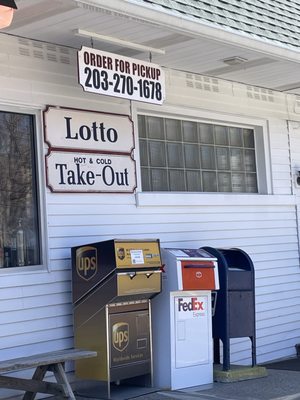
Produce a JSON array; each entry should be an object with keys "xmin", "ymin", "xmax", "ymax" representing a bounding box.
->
[
  {"xmin": 181, "ymin": 260, "xmax": 217, "ymax": 290},
  {"xmin": 228, "ymin": 269, "xmax": 253, "ymax": 290},
  {"xmin": 117, "ymin": 270, "xmax": 162, "ymax": 297}
]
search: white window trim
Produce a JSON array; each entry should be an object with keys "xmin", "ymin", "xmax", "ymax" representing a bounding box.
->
[
  {"xmin": 0, "ymin": 104, "xmax": 49, "ymax": 274},
  {"xmin": 132, "ymin": 104, "xmax": 274, "ymax": 206},
  {"xmin": 136, "ymin": 191, "xmax": 296, "ymax": 207}
]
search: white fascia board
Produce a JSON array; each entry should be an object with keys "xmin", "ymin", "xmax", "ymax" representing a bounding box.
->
[{"xmin": 75, "ymin": 0, "xmax": 300, "ymax": 64}]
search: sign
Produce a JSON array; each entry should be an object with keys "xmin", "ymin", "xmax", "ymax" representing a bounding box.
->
[
  {"xmin": 78, "ymin": 46, "xmax": 165, "ymax": 104},
  {"xmin": 46, "ymin": 151, "xmax": 136, "ymax": 193},
  {"xmin": 112, "ymin": 322, "xmax": 129, "ymax": 352},
  {"xmin": 109, "ymin": 310, "xmax": 150, "ymax": 368},
  {"xmin": 174, "ymin": 295, "xmax": 209, "ymax": 369},
  {"xmin": 44, "ymin": 106, "xmax": 137, "ymax": 193},
  {"xmin": 130, "ymin": 249, "xmax": 144, "ymax": 265},
  {"xmin": 75, "ymin": 246, "xmax": 97, "ymax": 281},
  {"xmin": 44, "ymin": 106, "xmax": 134, "ymax": 153},
  {"xmin": 114, "ymin": 241, "xmax": 161, "ymax": 268},
  {"xmin": 176, "ymin": 296, "xmax": 207, "ymax": 319}
]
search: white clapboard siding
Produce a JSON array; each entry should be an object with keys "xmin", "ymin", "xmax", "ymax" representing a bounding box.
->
[
  {"xmin": 268, "ymin": 119, "xmax": 293, "ymax": 195},
  {"xmin": 2, "ymin": 35, "xmax": 300, "ymax": 400}
]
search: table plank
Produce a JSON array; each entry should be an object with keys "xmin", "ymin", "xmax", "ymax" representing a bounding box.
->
[{"xmin": 0, "ymin": 349, "xmax": 97, "ymax": 372}]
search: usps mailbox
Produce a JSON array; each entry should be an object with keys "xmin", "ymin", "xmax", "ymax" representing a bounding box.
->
[
  {"xmin": 152, "ymin": 248, "xmax": 219, "ymax": 390},
  {"xmin": 202, "ymin": 247, "xmax": 256, "ymax": 371}
]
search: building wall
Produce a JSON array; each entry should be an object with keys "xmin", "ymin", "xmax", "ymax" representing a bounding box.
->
[{"xmin": 1, "ymin": 34, "xmax": 300, "ymax": 397}]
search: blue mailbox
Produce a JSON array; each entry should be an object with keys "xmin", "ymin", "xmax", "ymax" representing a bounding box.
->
[{"xmin": 201, "ymin": 247, "xmax": 256, "ymax": 371}]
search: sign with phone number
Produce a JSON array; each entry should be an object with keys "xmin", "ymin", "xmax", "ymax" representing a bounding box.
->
[{"xmin": 77, "ymin": 46, "xmax": 165, "ymax": 105}]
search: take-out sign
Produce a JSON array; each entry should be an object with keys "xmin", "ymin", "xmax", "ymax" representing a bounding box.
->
[{"xmin": 46, "ymin": 151, "xmax": 136, "ymax": 193}]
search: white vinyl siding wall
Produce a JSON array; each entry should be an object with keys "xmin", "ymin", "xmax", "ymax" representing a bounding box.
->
[{"xmin": 1, "ymin": 35, "xmax": 300, "ymax": 398}]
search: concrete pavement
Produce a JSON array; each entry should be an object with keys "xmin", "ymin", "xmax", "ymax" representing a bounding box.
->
[{"xmin": 73, "ymin": 368, "xmax": 300, "ymax": 400}]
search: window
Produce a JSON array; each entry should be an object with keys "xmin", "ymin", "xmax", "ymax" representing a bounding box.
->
[
  {"xmin": 0, "ymin": 111, "xmax": 40, "ymax": 268},
  {"xmin": 138, "ymin": 115, "xmax": 258, "ymax": 193}
]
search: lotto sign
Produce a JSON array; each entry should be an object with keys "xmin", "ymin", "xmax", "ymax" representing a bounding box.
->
[
  {"xmin": 44, "ymin": 106, "xmax": 134, "ymax": 153},
  {"xmin": 78, "ymin": 47, "xmax": 165, "ymax": 104}
]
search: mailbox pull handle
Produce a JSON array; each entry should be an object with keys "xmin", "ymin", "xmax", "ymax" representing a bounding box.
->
[
  {"xmin": 145, "ymin": 272, "xmax": 153, "ymax": 278},
  {"xmin": 183, "ymin": 264, "xmax": 214, "ymax": 268},
  {"xmin": 128, "ymin": 272, "xmax": 136, "ymax": 280}
]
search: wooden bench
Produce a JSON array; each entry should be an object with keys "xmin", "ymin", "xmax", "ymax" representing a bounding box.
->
[{"xmin": 0, "ymin": 348, "xmax": 97, "ymax": 400}]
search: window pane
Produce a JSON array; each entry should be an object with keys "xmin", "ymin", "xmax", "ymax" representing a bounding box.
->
[
  {"xmin": 199, "ymin": 123, "xmax": 214, "ymax": 144},
  {"xmin": 169, "ymin": 170, "xmax": 185, "ymax": 191},
  {"xmin": 149, "ymin": 141, "xmax": 166, "ymax": 167},
  {"xmin": 167, "ymin": 143, "xmax": 183, "ymax": 168},
  {"xmin": 183, "ymin": 121, "xmax": 197, "ymax": 142},
  {"xmin": 201, "ymin": 146, "xmax": 216, "ymax": 169},
  {"xmin": 215, "ymin": 125, "xmax": 228, "ymax": 145},
  {"xmin": 138, "ymin": 115, "xmax": 146, "ymax": 138},
  {"xmin": 141, "ymin": 168, "xmax": 151, "ymax": 191},
  {"xmin": 230, "ymin": 148, "xmax": 243, "ymax": 171},
  {"xmin": 186, "ymin": 170, "xmax": 202, "ymax": 191},
  {"xmin": 232, "ymin": 173, "xmax": 246, "ymax": 192},
  {"xmin": 165, "ymin": 118, "xmax": 181, "ymax": 141},
  {"xmin": 244, "ymin": 149, "xmax": 256, "ymax": 172},
  {"xmin": 184, "ymin": 144, "xmax": 200, "ymax": 169},
  {"xmin": 216, "ymin": 147, "xmax": 229, "ymax": 170},
  {"xmin": 246, "ymin": 173, "xmax": 258, "ymax": 193},
  {"xmin": 218, "ymin": 172, "xmax": 232, "ymax": 192},
  {"xmin": 139, "ymin": 140, "xmax": 148, "ymax": 167},
  {"xmin": 147, "ymin": 116, "xmax": 164, "ymax": 139},
  {"xmin": 243, "ymin": 129, "xmax": 255, "ymax": 148},
  {"xmin": 229, "ymin": 127, "xmax": 243, "ymax": 147},
  {"xmin": 203, "ymin": 171, "xmax": 217, "ymax": 192},
  {"xmin": 151, "ymin": 169, "xmax": 168, "ymax": 191},
  {"xmin": 0, "ymin": 111, "xmax": 40, "ymax": 268}
]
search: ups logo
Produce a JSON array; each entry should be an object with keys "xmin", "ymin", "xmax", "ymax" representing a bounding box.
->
[
  {"xmin": 76, "ymin": 246, "xmax": 97, "ymax": 281},
  {"xmin": 112, "ymin": 322, "xmax": 129, "ymax": 352}
]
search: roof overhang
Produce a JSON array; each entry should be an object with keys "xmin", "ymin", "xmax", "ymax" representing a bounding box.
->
[{"xmin": 2, "ymin": 0, "xmax": 300, "ymax": 95}]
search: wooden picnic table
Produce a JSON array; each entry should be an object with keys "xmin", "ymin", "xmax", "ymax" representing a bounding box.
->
[{"xmin": 0, "ymin": 348, "xmax": 97, "ymax": 399}]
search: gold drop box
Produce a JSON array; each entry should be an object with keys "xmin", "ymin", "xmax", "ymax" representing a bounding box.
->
[{"xmin": 71, "ymin": 239, "xmax": 162, "ymax": 397}]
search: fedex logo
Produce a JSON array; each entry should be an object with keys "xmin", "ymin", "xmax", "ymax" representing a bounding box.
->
[{"xmin": 178, "ymin": 297, "xmax": 204, "ymax": 312}]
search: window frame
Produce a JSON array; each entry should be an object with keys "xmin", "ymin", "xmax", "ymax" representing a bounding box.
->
[
  {"xmin": 0, "ymin": 104, "xmax": 48, "ymax": 274},
  {"xmin": 133, "ymin": 105, "xmax": 272, "ymax": 205}
]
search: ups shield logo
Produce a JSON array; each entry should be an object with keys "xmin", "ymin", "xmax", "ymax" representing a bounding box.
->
[
  {"xmin": 112, "ymin": 322, "xmax": 129, "ymax": 352},
  {"xmin": 76, "ymin": 246, "xmax": 97, "ymax": 281}
]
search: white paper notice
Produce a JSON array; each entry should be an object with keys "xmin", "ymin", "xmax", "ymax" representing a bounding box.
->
[{"xmin": 130, "ymin": 249, "xmax": 144, "ymax": 264}]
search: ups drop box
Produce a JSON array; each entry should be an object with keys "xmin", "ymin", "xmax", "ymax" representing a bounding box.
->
[
  {"xmin": 71, "ymin": 239, "xmax": 162, "ymax": 396},
  {"xmin": 72, "ymin": 239, "xmax": 162, "ymax": 304}
]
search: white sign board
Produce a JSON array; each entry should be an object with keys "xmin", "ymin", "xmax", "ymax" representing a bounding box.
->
[
  {"xmin": 44, "ymin": 106, "xmax": 134, "ymax": 153},
  {"xmin": 46, "ymin": 151, "xmax": 136, "ymax": 193},
  {"xmin": 78, "ymin": 46, "xmax": 165, "ymax": 104}
]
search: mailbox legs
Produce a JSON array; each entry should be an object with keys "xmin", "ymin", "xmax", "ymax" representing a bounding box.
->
[
  {"xmin": 214, "ymin": 335, "xmax": 256, "ymax": 371},
  {"xmin": 251, "ymin": 336, "xmax": 257, "ymax": 367},
  {"xmin": 213, "ymin": 338, "xmax": 220, "ymax": 364},
  {"xmin": 214, "ymin": 337, "xmax": 231, "ymax": 371}
]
